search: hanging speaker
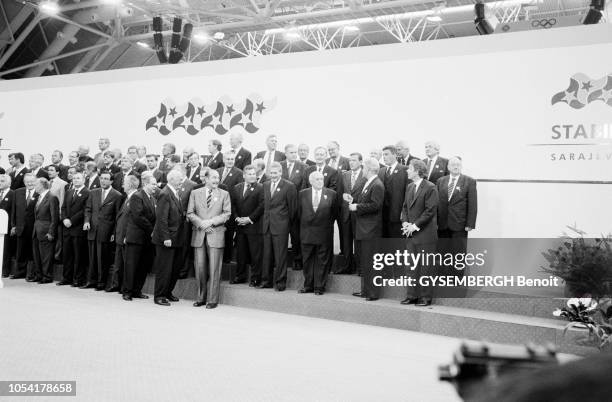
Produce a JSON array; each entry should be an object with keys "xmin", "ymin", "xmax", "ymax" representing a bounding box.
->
[{"xmin": 153, "ymin": 16, "xmax": 162, "ymax": 32}]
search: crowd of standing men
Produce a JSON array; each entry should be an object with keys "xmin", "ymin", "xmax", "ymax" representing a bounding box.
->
[{"xmin": 0, "ymin": 133, "xmax": 477, "ymax": 308}]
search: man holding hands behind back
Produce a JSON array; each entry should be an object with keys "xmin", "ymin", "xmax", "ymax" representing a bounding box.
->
[{"xmin": 188, "ymin": 168, "xmax": 231, "ymax": 309}]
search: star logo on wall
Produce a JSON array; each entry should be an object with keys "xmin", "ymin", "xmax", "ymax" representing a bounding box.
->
[
  {"xmin": 256, "ymin": 102, "xmax": 266, "ymax": 113},
  {"xmin": 226, "ymin": 105, "xmax": 235, "ymax": 115},
  {"xmin": 197, "ymin": 106, "xmax": 206, "ymax": 117},
  {"xmin": 169, "ymin": 107, "xmax": 178, "ymax": 117}
]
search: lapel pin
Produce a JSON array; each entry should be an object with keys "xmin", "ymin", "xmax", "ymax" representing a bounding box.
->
[
  {"xmin": 456, "ymin": 186, "xmax": 461, "ymax": 191},
  {"xmin": 324, "ymin": 194, "xmax": 328, "ymax": 200}
]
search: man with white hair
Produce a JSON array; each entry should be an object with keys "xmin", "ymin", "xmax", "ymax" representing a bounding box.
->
[
  {"xmin": 229, "ymin": 132, "xmax": 252, "ymax": 170},
  {"xmin": 305, "ymin": 146, "xmax": 338, "ymax": 191},
  {"xmin": 298, "ymin": 171, "xmax": 337, "ymax": 295},
  {"xmin": 77, "ymin": 145, "xmax": 94, "ymax": 163},
  {"xmin": 396, "ymin": 140, "xmax": 420, "ymax": 166},
  {"xmin": 152, "ymin": 170, "xmax": 187, "ymax": 305},
  {"xmin": 94, "ymin": 137, "xmax": 111, "ymax": 168},
  {"xmin": 326, "ymin": 141, "xmax": 350, "ymax": 172},
  {"xmin": 253, "ymin": 158, "xmax": 268, "ymax": 184},
  {"xmin": 298, "ymin": 144, "xmax": 315, "ymax": 166},
  {"xmin": 255, "ymin": 134, "xmax": 286, "ymax": 174},
  {"xmin": 186, "ymin": 152, "xmax": 203, "ymax": 184},
  {"xmin": 423, "ymin": 141, "xmax": 449, "ymax": 184},
  {"xmin": 347, "ymin": 158, "xmax": 384, "ymax": 301},
  {"xmin": 29, "ymin": 154, "xmax": 49, "ymax": 180},
  {"xmin": 182, "ymin": 147, "xmax": 196, "ymax": 164}
]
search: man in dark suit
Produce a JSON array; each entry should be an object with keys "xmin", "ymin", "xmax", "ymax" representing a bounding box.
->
[
  {"xmin": 255, "ymin": 134, "xmax": 286, "ymax": 174},
  {"xmin": 305, "ymin": 147, "xmax": 338, "ymax": 192},
  {"xmin": 58, "ymin": 172, "xmax": 90, "ymax": 287},
  {"xmin": 205, "ymin": 139, "xmax": 224, "ymax": 170},
  {"xmin": 436, "ymin": 157, "xmax": 477, "ymax": 276},
  {"xmin": 401, "ymin": 159, "xmax": 439, "ymax": 306},
  {"xmin": 298, "ymin": 143, "xmax": 315, "ymax": 166},
  {"xmin": 253, "ymin": 159, "xmax": 269, "ymax": 184},
  {"xmin": 186, "ymin": 152, "xmax": 204, "ymax": 184},
  {"xmin": 122, "ymin": 175, "xmax": 157, "ymax": 301},
  {"xmin": 423, "ymin": 141, "xmax": 449, "ymax": 184},
  {"xmin": 0, "ymin": 174, "xmax": 15, "ymax": 278},
  {"xmin": 298, "ymin": 171, "xmax": 337, "ymax": 295},
  {"xmin": 281, "ymin": 144, "xmax": 307, "ymax": 269},
  {"xmin": 230, "ymin": 165, "xmax": 264, "ymax": 286},
  {"xmin": 326, "ymin": 141, "xmax": 350, "ymax": 172},
  {"xmin": 396, "ymin": 141, "xmax": 420, "ymax": 166},
  {"xmin": 218, "ymin": 152, "xmax": 244, "ymax": 264},
  {"xmin": 99, "ymin": 151, "xmax": 120, "ymax": 176},
  {"xmin": 113, "ymin": 157, "xmax": 141, "ymax": 194},
  {"xmin": 348, "ymin": 158, "xmax": 384, "ymax": 301},
  {"xmin": 175, "ymin": 167, "xmax": 197, "ymax": 279},
  {"xmin": 145, "ymin": 154, "xmax": 166, "ymax": 186},
  {"xmin": 84, "ymin": 162, "xmax": 101, "ymax": 190},
  {"xmin": 335, "ymin": 153, "xmax": 366, "ymax": 274},
  {"xmin": 10, "ymin": 174, "xmax": 37, "ymax": 280},
  {"xmin": 152, "ymin": 170, "xmax": 186, "ymax": 306},
  {"xmin": 106, "ymin": 175, "xmax": 139, "ymax": 293},
  {"xmin": 158, "ymin": 143, "xmax": 176, "ymax": 173},
  {"xmin": 260, "ymin": 162, "xmax": 297, "ymax": 291},
  {"xmin": 229, "ymin": 132, "xmax": 252, "ymax": 170},
  {"xmin": 77, "ymin": 145, "xmax": 94, "ymax": 163},
  {"xmin": 8, "ymin": 153, "xmax": 30, "ymax": 190},
  {"xmin": 94, "ymin": 137, "xmax": 111, "ymax": 169},
  {"xmin": 32, "ymin": 178, "xmax": 59, "ymax": 283},
  {"xmin": 379, "ymin": 145, "xmax": 409, "ymax": 238},
  {"xmin": 48, "ymin": 150, "xmax": 69, "ymax": 182},
  {"xmin": 83, "ymin": 172, "xmax": 122, "ymax": 290},
  {"xmin": 127, "ymin": 146, "xmax": 147, "ymax": 174}
]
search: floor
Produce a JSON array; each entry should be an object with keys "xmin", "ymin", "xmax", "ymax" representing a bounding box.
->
[{"xmin": 0, "ymin": 279, "xmax": 461, "ymax": 402}]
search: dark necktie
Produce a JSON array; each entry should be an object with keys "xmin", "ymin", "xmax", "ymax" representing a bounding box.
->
[
  {"xmin": 206, "ymin": 189, "xmax": 212, "ymax": 208},
  {"xmin": 448, "ymin": 177, "xmax": 456, "ymax": 201},
  {"xmin": 26, "ymin": 190, "xmax": 32, "ymax": 205},
  {"xmin": 386, "ymin": 166, "xmax": 392, "ymax": 177}
]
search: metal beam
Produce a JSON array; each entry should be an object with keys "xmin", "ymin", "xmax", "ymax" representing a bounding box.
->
[
  {"xmin": 87, "ymin": 42, "xmax": 119, "ymax": 72},
  {"xmin": 70, "ymin": 38, "xmax": 111, "ymax": 73},
  {"xmin": 0, "ymin": 14, "xmax": 41, "ymax": 69},
  {"xmin": 0, "ymin": 6, "xmax": 34, "ymax": 44},
  {"xmin": 0, "ymin": 1, "xmax": 15, "ymax": 42},
  {"xmin": 0, "ymin": 42, "xmax": 109, "ymax": 77}
]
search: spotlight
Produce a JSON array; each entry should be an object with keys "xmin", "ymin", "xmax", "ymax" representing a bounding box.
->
[
  {"xmin": 426, "ymin": 15, "xmax": 442, "ymax": 22},
  {"xmin": 193, "ymin": 33, "xmax": 210, "ymax": 43},
  {"xmin": 343, "ymin": 25, "xmax": 360, "ymax": 32},
  {"xmin": 284, "ymin": 30, "xmax": 301, "ymax": 40},
  {"xmin": 137, "ymin": 41, "xmax": 150, "ymax": 48},
  {"xmin": 583, "ymin": 0, "xmax": 605, "ymax": 24},
  {"xmin": 178, "ymin": 23, "xmax": 193, "ymax": 54},
  {"xmin": 213, "ymin": 32, "xmax": 225, "ymax": 40},
  {"xmin": 39, "ymin": 1, "xmax": 60, "ymax": 15},
  {"xmin": 152, "ymin": 16, "xmax": 163, "ymax": 32}
]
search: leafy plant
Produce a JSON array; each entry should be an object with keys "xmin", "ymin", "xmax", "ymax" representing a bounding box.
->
[{"xmin": 554, "ymin": 298, "xmax": 612, "ymax": 351}]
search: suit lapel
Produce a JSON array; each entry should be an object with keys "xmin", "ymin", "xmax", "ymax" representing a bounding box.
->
[{"xmin": 410, "ymin": 182, "xmax": 424, "ymax": 207}]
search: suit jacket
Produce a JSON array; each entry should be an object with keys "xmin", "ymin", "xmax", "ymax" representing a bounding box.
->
[
  {"xmin": 205, "ymin": 153, "xmax": 224, "ymax": 170},
  {"xmin": 354, "ymin": 177, "xmax": 384, "ymax": 240},
  {"xmin": 177, "ymin": 179, "xmax": 197, "ymax": 212},
  {"xmin": 231, "ymin": 182, "xmax": 264, "ymax": 235},
  {"xmin": 262, "ymin": 179, "xmax": 297, "ymax": 235},
  {"xmin": 33, "ymin": 192, "xmax": 59, "ymax": 240},
  {"xmin": 49, "ymin": 177, "xmax": 67, "ymax": 208},
  {"xmin": 113, "ymin": 170, "xmax": 141, "ymax": 193},
  {"xmin": 326, "ymin": 156, "xmax": 350, "ymax": 172},
  {"xmin": 32, "ymin": 168, "xmax": 49, "ymax": 180},
  {"xmin": 298, "ymin": 188, "xmax": 337, "ymax": 245},
  {"xmin": 281, "ymin": 160, "xmax": 307, "ymax": 192},
  {"xmin": 187, "ymin": 187, "xmax": 231, "ymax": 248},
  {"xmin": 11, "ymin": 187, "xmax": 37, "ymax": 236},
  {"xmin": 133, "ymin": 161, "xmax": 147, "ymax": 174},
  {"xmin": 186, "ymin": 165, "xmax": 203, "ymax": 184},
  {"xmin": 125, "ymin": 189, "xmax": 156, "ymax": 245},
  {"xmin": 61, "ymin": 187, "xmax": 90, "ymax": 237},
  {"xmin": 437, "ymin": 175, "xmax": 477, "ymax": 231},
  {"xmin": 305, "ymin": 165, "xmax": 338, "ymax": 192},
  {"xmin": 47, "ymin": 164, "xmax": 69, "ymax": 181},
  {"xmin": 233, "ymin": 148, "xmax": 252, "ymax": 170},
  {"xmin": 0, "ymin": 189, "xmax": 15, "ymax": 230},
  {"xmin": 151, "ymin": 169, "xmax": 167, "ymax": 186},
  {"xmin": 423, "ymin": 156, "xmax": 449, "ymax": 184},
  {"xmin": 255, "ymin": 150, "xmax": 286, "ymax": 164},
  {"xmin": 10, "ymin": 167, "xmax": 30, "ymax": 190},
  {"xmin": 397, "ymin": 154, "xmax": 420, "ymax": 166},
  {"xmin": 300, "ymin": 158, "xmax": 316, "ymax": 167},
  {"xmin": 337, "ymin": 169, "xmax": 366, "ymax": 223},
  {"xmin": 152, "ymin": 186, "xmax": 185, "ymax": 247},
  {"xmin": 100, "ymin": 163, "xmax": 121, "ymax": 176},
  {"xmin": 401, "ymin": 180, "xmax": 439, "ymax": 245},
  {"xmin": 257, "ymin": 174, "xmax": 269, "ymax": 184},
  {"xmin": 84, "ymin": 187, "xmax": 122, "ymax": 242},
  {"xmin": 114, "ymin": 195, "xmax": 131, "ymax": 246},
  {"xmin": 217, "ymin": 166, "xmax": 244, "ymax": 190},
  {"xmin": 86, "ymin": 174, "xmax": 101, "ymax": 190},
  {"xmin": 378, "ymin": 164, "xmax": 409, "ymax": 223}
]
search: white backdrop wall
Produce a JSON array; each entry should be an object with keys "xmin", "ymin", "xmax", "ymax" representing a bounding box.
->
[{"xmin": 1, "ymin": 24, "xmax": 611, "ymax": 239}]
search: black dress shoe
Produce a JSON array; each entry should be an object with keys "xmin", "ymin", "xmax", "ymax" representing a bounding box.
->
[
  {"xmin": 365, "ymin": 297, "xmax": 378, "ymax": 301},
  {"xmin": 166, "ymin": 295, "xmax": 179, "ymax": 302},
  {"xmin": 298, "ymin": 288, "xmax": 313, "ymax": 294},
  {"xmin": 416, "ymin": 298, "xmax": 432, "ymax": 306},
  {"xmin": 257, "ymin": 283, "xmax": 272, "ymax": 289},
  {"xmin": 10, "ymin": 275, "xmax": 26, "ymax": 280},
  {"xmin": 314, "ymin": 290, "xmax": 324, "ymax": 296},
  {"xmin": 229, "ymin": 279, "xmax": 247, "ymax": 285},
  {"xmin": 105, "ymin": 286, "xmax": 119, "ymax": 293},
  {"xmin": 38, "ymin": 279, "xmax": 52, "ymax": 284},
  {"xmin": 205, "ymin": 303, "xmax": 218, "ymax": 309},
  {"xmin": 352, "ymin": 292, "xmax": 365, "ymax": 298},
  {"xmin": 26, "ymin": 278, "xmax": 38, "ymax": 282},
  {"xmin": 133, "ymin": 293, "xmax": 149, "ymax": 299},
  {"xmin": 80, "ymin": 283, "xmax": 96, "ymax": 289},
  {"xmin": 249, "ymin": 281, "xmax": 260, "ymax": 287},
  {"xmin": 122, "ymin": 294, "xmax": 133, "ymax": 301},
  {"xmin": 275, "ymin": 286, "xmax": 286, "ymax": 292},
  {"xmin": 70, "ymin": 283, "xmax": 80, "ymax": 287},
  {"xmin": 1, "ymin": 274, "xmax": 8, "ymax": 278},
  {"xmin": 401, "ymin": 297, "xmax": 419, "ymax": 305},
  {"xmin": 193, "ymin": 301, "xmax": 206, "ymax": 307},
  {"xmin": 95, "ymin": 286, "xmax": 105, "ymax": 291},
  {"xmin": 56, "ymin": 280, "xmax": 71, "ymax": 286},
  {"xmin": 154, "ymin": 298, "xmax": 170, "ymax": 306}
]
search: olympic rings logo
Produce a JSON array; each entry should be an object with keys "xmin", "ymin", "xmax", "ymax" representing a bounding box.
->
[{"xmin": 531, "ymin": 18, "xmax": 557, "ymax": 28}]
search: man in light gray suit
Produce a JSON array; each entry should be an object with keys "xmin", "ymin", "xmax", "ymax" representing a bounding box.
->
[{"xmin": 187, "ymin": 168, "xmax": 231, "ymax": 309}]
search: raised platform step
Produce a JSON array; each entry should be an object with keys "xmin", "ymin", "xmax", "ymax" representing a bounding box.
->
[{"xmin": 139, "ymin": 274, "xmax": 592, "ymax": 356}]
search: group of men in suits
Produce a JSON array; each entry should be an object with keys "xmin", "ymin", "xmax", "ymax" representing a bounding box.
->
[{"xmin": 2, "ymin": 136, "xmax": 477, "ymax": 308}]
